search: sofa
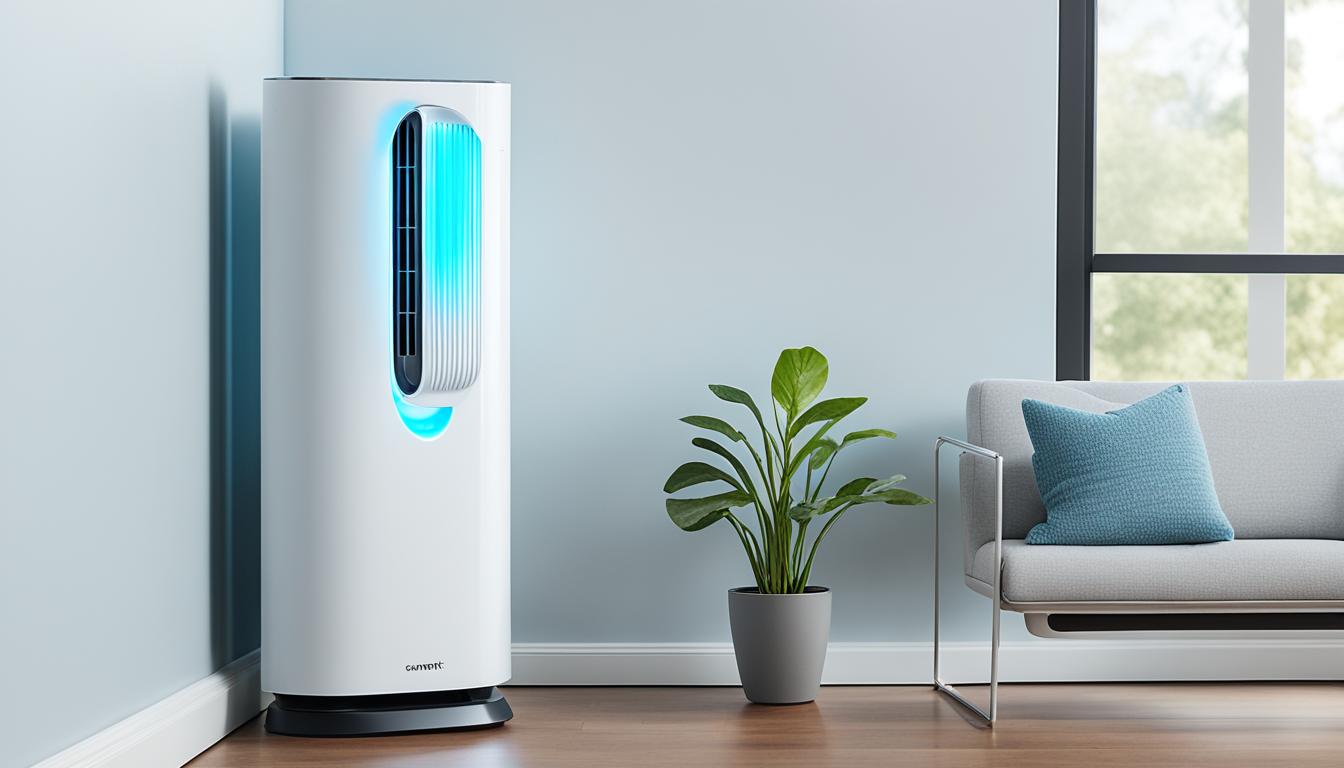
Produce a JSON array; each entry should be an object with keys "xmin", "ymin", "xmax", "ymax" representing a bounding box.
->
[{"xmin": 933, "ymin": 379, "xmax": 1344, "ymax": 724}]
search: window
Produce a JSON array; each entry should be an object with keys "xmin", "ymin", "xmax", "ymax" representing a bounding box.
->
[{"xmin": 1057, "ymin": 0, "xmax": 1344, "ymax": 381}]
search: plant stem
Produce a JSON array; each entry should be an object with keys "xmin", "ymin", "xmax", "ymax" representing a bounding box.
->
[
  {"xmin": 810, "ymin": 453, "xmax": 838, "ymax": 503},
  {"xmin": 791, "ymin": 520, "xmax": 810, "ymax": 592},
  {"xmin": 774, "ymin": 404, "xmax": 792, "ymax": 593},
  {"xmin": 734, "ymin": 514, "xmax": 766, "ymax": 570},
  {"xmin": 754, "ymin": 414, "xmax": 781, "ymax": 592},
  {"xmin": 797, "ymin": 502, "xmax": 854, "ymax": 589},
  {"xmin": 741, "ymin": 440, "xmax": 774, "ymax": 545},
  {"xmin": 727, "ymin": 515, "xmax": 765, "ymax": 590}
]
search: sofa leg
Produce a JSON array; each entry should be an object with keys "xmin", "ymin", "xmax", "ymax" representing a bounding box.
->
[
  {"xmin": 933, "ymin": 436, "xmax": 1003, "ymax": 726},
  {"xmin": 933, "ymin": 595, "xmax": 1000, "ymax": 725}
]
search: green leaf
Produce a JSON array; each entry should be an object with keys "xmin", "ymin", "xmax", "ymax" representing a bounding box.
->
[
  {"xmin": 805, "ymin": 478, "xmax": 928, "ymax": 520},
  {"xmin": 770, "ymin": 347, "xmax": 828, "ymax": 419},
  {"xmin": 800, "ymin": 477, "xmax": 878, "ymax": 521},
  {"xmin": 862, "ymin": 488, "xmax": 932, "ymax": 506},
  {"xmin": 666, "ymin": 491, "xmax": 750, "ymax": 531},
  {"xmin": 839, "ymin": 428, "xmax": 897, "ymax": 448},
  {"xmin": 788, "ymin": 500, "xmax": 823, "ymax": 522},
  {"xmin": 836, "ymin": 477, "xmax": 878, "ymax": 497},
  {"xmin": 679, "ymin": 415, "xmax": 743, "ymax": 443},
  {"xmin": 788, "ymin": 397, "xmax": 867, "ymax": 439},
  {"xmin": 708, "ymin": 384, "xmax": 765, "ymax": 425},
  {"xmin": 784, "ymin": 395, "xmax": 870, "ymax": 438},
  {"xmin": 803, "ymin": 428, "xmax": 894, "ymax": 475},
  {"xmin": 801, "ymin": 493, "xmax": 857, "ymax": 519},
  {"xmin": 663, "ymin": 462, "xmax": 744, "ymax": 494},
  {"xmin": 863, "ymin": 474, "xmax": 908, "ymax": 494},
  {"xmin": 674, "ymin": 509, "xmax": 725, "ymax": 531},
  {"xmin": 786, "ymin": 418, "xmax": 844, "ymax": 476},
  {"xmin": 707, "ymin": 384, "xmax": 782, "ymax": 463},
  {"xmin": 802, "ymin": 428, "xmax": 896, "ymax": 478},
  {"xmin": 808, "ymin": 438, "xmax": 839, "ymax": 471},
  {"xmin": 691, "ymin": 437, "xmax": 759, "ymax": 500}
]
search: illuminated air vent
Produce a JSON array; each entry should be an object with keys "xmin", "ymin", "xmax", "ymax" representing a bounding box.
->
[
  {"xmin": 391, "ymin": 106, "xmax": 482, "ymax": 406},
  {"xmin": 393, "ymin": 112, "xmax": 422, "ymax": 394}
]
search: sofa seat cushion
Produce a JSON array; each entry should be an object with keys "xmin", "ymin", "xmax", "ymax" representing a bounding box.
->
[{"xmin": 971, "ymin": 539, "xmax": 1344, "ymax": 603}]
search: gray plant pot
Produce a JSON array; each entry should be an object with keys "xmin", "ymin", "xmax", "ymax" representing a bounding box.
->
[{"xmin": 727, "ymin": 586, "xmax": 832, "ymax": 704}]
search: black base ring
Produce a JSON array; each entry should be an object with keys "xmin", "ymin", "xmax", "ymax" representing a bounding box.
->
[{"xmin": 265, "ymin": 686, "xmax": 512, "ymax": 736}]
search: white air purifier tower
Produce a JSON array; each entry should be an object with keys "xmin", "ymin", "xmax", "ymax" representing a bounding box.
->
[{"xmin": 260, "ymin": 78, "xmax": 511, "ymax": 736}]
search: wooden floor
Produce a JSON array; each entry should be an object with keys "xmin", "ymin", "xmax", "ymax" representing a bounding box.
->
[{"xmin": 191, "ymin": 683, "xmax": 1344, "ymax": 767}]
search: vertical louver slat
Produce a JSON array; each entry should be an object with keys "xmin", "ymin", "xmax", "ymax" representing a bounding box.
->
[
  {"xmin": 396, "ymin": 119, "xmax": 404, "ymax": 356},
  {"xmin": 392, "ymin": 112, "xmax": 422, "ymax": 395}
]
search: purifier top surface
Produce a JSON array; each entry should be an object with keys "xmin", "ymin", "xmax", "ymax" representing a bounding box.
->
[{"xmin": 266, "ymin": 76, "xmax": 507, "ymax": 84}]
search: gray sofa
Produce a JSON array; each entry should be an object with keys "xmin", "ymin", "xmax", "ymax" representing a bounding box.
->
[{"xmin": 933, "ymin": 379, "xmax": 1344, "ymax": 723}]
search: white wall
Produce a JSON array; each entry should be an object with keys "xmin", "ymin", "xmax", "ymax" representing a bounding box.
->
[
  {"xmin": 284, "ymin": 0, "xmax": 1058, "ymax": 645},
  {"xmin": 0, "ymin": 2, "xmax": 279, "ymax": 765}
]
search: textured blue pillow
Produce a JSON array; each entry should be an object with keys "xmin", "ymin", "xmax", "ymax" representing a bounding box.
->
[{"xmin": 1022, "ymin": 384, "xmax": 1234, "ymax": 545}]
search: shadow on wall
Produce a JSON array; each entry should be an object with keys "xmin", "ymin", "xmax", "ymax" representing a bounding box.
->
[{"xmin": 209, "ymin": 83, "xmax": 263, "ymax": 670}]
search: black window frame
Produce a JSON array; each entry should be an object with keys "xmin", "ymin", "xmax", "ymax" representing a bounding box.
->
[{"xmin": 1055, "ymin": 0, "xmax": 1344, "ymax": 381}]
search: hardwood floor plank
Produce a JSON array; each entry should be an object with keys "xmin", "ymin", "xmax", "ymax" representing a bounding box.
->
[{"xmin": 189, "ymin": 684, "xmax": 1344, "ymax": 768}]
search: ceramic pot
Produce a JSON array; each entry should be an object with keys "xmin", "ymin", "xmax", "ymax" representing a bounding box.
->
[{"xmin": 727, "ymin": 586, "xmax": 832, "ymax": 704}]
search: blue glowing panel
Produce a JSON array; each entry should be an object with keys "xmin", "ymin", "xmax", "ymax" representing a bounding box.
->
[
  {"xmin": 393, "ymin": 382, "xmax": 453, "ymax": 439},
  {"xmin": 424, "ymin": 121, "xmax": 483, "ymax": 391}
]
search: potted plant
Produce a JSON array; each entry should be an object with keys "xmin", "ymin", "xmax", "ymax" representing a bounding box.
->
[{"xmin": 662, "ymin": 346, "xmax": 931, "ymax": 704}]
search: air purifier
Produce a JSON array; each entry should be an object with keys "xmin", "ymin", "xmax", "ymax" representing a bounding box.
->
[{"xmin": 260, "ymin": 78, "xmax": 511, "ymax": 736}]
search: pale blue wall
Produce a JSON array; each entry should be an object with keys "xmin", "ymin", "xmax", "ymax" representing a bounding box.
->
[
  {"xmin": 0, "ymin": 3, "xmax": 1052, "ymax": 762},
  {"xmin": 284, "ymin": 0, "xmax": 1057, "ymax": 644},
  {"xmin": 0, "ymin": 2, "xmax": 279, "ymax": 765}
]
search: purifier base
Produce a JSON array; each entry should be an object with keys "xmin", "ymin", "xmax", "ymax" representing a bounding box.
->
[{"xmin": 265, "ymin": 686, "xmax": 512, "ymax": 736}]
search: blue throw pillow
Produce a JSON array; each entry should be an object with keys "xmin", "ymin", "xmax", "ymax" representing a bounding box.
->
[{"xmin": 1022, "ymin": 384, "xmax": 1234, "ymax": 545}]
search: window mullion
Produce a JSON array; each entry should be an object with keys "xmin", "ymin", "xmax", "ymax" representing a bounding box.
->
[{"xmin": 1247, "ymin": 0, "xmax": 1287, "ymax": 381}]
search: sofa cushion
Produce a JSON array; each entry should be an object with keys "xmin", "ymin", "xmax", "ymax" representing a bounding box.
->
[
  {"xmin": 971, "ymin": 539, "xmax": 1344, "ymax": 603},
  {"xmin": 1021, "ymin": 384, "xmax": 1234, "ymax": 546}
]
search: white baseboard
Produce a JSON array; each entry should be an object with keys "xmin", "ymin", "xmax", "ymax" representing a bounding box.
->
[
  {"xmin": 510, "ymin": 639, "xmax": 1344, "ymax": 685},
  {"xmin": 33, "ymin": 650, "xmax": 269, "ymax": 768}
]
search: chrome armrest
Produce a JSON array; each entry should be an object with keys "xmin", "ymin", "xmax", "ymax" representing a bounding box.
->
[{"xmin": 932, "ymin": 435, "xmax": 1003, "ymax": 725}]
